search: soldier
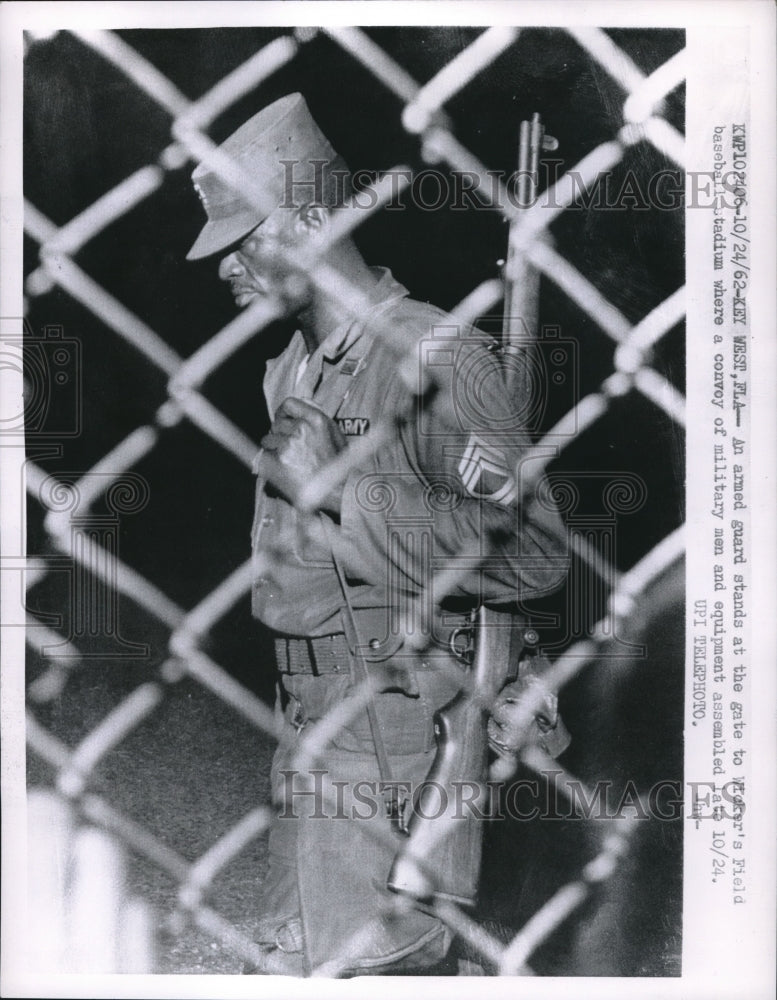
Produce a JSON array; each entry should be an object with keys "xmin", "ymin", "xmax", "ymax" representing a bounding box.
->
[{"xmin": 186, "ymin": 92, "xmax": 568, "ymax": 976}]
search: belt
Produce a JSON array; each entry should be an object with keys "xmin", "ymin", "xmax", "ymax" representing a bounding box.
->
[
  {"xmin": 275, "ymin": 634, "xmax": 350, "ymax": 675},
  {"xmin": 274, "ymin": 609, "xmax": 477, "ymax": 677}
]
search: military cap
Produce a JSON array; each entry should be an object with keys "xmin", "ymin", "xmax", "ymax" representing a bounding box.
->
[{"xmin": 186, "ymin": 93, "xmax": 344, "ymax": 260}]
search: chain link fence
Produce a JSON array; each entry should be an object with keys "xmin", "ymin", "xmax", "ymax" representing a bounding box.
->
[{"xmin": 19, "ymin": 24, "xmax": 685, "ymax": 976}]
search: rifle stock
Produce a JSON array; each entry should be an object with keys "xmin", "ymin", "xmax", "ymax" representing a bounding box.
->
[{"xmin": 387, "ymin": 607, "xmax": 516, "ymax": 904}]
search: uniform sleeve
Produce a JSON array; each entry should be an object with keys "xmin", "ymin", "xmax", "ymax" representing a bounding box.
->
[{"xmin": 334, "ymin": 326, "xmax": 569, "ymax": 604}]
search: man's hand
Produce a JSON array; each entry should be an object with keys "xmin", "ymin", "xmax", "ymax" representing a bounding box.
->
[
  {"xmin": 259, "ymin": 397, "xmax": 347, "ymax": 515},
  {"xmin": 487, "ymin": 673, "xmax": 571, "ymax": 759}
]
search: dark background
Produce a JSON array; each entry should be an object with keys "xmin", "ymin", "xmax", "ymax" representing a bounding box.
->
[{"xmin": 24, "ymin": 26, "xmax": 685, "ymax": 975}]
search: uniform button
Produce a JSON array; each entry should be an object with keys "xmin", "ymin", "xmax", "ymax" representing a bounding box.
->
[
  {"xmin": 261, "ymin": 515, "xmax": 274, "ymax": 526},
  {"xmin": 368, "ymin": 638, "xmax": 380, "ymax": 650}
]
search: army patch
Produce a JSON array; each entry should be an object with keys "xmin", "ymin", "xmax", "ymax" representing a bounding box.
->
[
  {"xmin": 458, "ymin": 433, "xmax": 516, "ymax": 506},
  {"xmin": 337, "ymin": 417, "xmax": 370, "ymax": 436}
]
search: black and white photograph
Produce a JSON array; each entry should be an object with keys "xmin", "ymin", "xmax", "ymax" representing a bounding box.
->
[{"xmin": 1, "ymin": 2, "xmax": 774, "ymax": 997}]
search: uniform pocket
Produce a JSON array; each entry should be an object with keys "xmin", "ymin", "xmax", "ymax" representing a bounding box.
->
[
  {"xmin": 330, "ymin": 657, "xmax": 465, "ymax": 757},
  {"xmin": 330, "ymin": 681, "xmax": 434, "ymax": 756}
]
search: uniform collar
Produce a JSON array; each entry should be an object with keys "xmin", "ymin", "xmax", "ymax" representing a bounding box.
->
[
  {"xmin": 263, "ymin": 267, "xmax": 408, "ymax": 415},
  {"xmin": 318, "ymin": 267, "xmax": 409, "ymax": 361}
]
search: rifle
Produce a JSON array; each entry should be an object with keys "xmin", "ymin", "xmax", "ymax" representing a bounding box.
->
[
  {"xmin": 387, "ymin": 607, "xmax": 523, "ymax": 903},
  {"xmin": 387, "ymin": 114, "xmax": 558, "ymax": 905}
]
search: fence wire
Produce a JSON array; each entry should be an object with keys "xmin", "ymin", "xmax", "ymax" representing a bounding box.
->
[{"xmin": 20, "ymin": 25, "xmax": 685, "ymax": 977}]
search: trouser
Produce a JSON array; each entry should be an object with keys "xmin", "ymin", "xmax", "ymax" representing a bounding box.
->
[{"xmin": 250, "ymin": 641, "xmax": 468, "ymax": 976}]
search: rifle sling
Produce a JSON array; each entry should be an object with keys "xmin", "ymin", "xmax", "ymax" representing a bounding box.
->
[{"xmin": 320, "ymin": 515, "xmax": 409, "ymax": 835}]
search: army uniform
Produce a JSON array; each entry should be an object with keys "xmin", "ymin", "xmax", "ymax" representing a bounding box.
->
[
  {"xmin": 248, "ymin": 270, "xmax": 566, "ymax": 974},
  {"xmin": 185, "ymin": 94, "xmax": 568, "ymax": 976}
]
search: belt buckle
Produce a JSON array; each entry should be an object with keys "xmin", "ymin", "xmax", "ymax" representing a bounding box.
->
[
  {"xmin": 449, "ymin": 625, "xmax": 475, "ymax": 664},
  {"xmin": 290, "ymin": 701, "xmax": 308, "ymax": 734}
]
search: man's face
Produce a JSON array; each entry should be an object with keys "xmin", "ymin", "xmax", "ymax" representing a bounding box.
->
[{"xmin": 217, "ymin": 208, "xmax": 311, "ymax": 312}]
